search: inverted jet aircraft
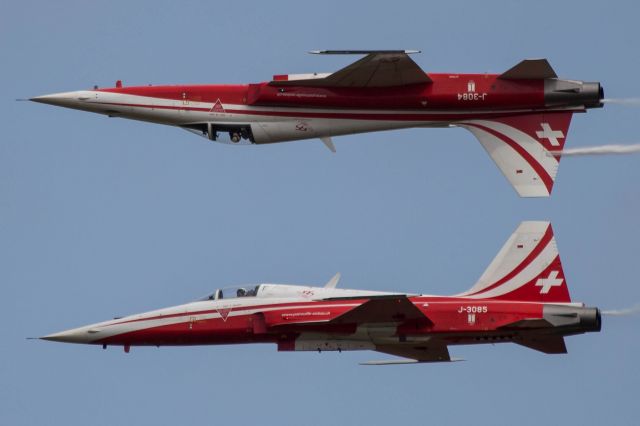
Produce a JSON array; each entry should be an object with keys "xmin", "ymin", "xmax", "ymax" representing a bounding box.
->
[
  {"xmin": 41, "ymin": 222, "xmax": 601, "ymax": 364},
  {"xmin": 30, "ymin": 51, "xmax": 603, "ymax": 197}
]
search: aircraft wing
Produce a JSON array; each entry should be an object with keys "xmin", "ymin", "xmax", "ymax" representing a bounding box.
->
[
  {"xmin": 270, "ymin": 50, "xmax": 432, "ymax": 88},
  {"xmin": 265, "ymin": 295, "xmax": 430, "ymax": 329},
  {"xmin": 369, "ymin": 343, "xmax": 453, "ymax": 363},
  {"xmin": 498, "ymin": 58, "xmax": 557, "ymax": 80},
  {"xmin": 328, "ymin": 295, "xmax": 429, "ymax": 324}
]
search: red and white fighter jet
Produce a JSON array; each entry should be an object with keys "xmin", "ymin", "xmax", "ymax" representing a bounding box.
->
[
  {"xmin": 30, "ymin": 51, "xmax": 603, "ymax": 197},
  {"xmin": 42, "ymin": 222, "xmax": 601, "ymax": 364}
]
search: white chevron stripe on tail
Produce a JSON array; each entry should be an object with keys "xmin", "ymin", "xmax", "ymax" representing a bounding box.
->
[
  {"xmin": 457, "ymin": 221, "xmax": 571, "ymax": 303},
  {"xmin": 459, "ymin": 112, "xmax": 573, "ymax": 198},
  {"xmin": 466, "ymin": 119, "xmax": 561, "ymax": 177}
]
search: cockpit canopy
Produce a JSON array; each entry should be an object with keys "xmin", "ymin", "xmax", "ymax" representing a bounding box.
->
[
  {"xmin": 197, "ymin": 283, "xmax": 397, "ymax": 302},
  {"xmin": 200, "ymin": 284, "xmax": 261, "ymax": 301}
]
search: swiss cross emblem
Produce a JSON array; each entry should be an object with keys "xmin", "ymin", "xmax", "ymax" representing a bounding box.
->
[
  {"xmin": 536, "ymin": 123, "xmax": 564, "ymax": 146},
  {"xmin": 217, "ymin": 307, "xmax": 232, "ymax": 322},
  {"xmin": 210, "ymin": 99, "xmax": 225, "ymax": 113},
  {"xmin": 535, "ymin": 271, "xmax": 564, "ymax": 294}
]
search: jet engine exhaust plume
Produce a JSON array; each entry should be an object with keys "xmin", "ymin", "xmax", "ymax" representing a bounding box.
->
[
  {"xmin": 602, "ymin": 304, "xmax": 640, "ymax": 316},
  {"xmin": 602, "ymin": 98, "xmax": 640, "ymax": 106},
  {"xmin": 551, "ymin": 144, "xmax": 640, "ymax": 157}
]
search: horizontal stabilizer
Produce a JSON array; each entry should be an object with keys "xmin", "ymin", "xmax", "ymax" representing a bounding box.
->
[
  {"xmin": 499, "ymin": 59, "xmax": 557, "ymax": 80},
  {"xmin": 499, "ymin": 318, "xmax": 553, "ymax": 330},
  {"xmin": 515, "ymin": 336, "xmax": 567, "ymax": 354}
]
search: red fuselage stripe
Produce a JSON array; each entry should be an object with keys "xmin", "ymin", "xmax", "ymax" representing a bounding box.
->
[
  {"xmin": 90, "ymin": 100, "xmax": 560, "ymax": 122},
  {"xmin": 110, "ymin": 299, "xmax": 368, "ymax": 326}
]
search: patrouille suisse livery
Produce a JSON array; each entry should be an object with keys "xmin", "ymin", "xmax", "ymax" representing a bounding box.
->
[
  {"xmin": 42, "ymin": 222, "xmax": 602, "ymax": 365},
  {"xmin": 30, "ymin": 50, "xmax": 603, "ymax": 197}
]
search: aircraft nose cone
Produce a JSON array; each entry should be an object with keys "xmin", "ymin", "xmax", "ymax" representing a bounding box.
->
[
  {"xmin": 30, "ymin": 93, "xmax": 70, "ymax": 107},
  {"xmin": 40, "ymin": 326, "xmax": 97, "ymax": 344},
  {"xmin": 30, "ymin": 91, "xmax": 91, "ymax": 108}
]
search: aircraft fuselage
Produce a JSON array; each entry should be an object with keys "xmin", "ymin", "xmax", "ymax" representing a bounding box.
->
[
  {"xmin": 31, "ymin": 72, "xmax": 602, "ymax": 146},
  {"xmin": 42, "ymin": 288, "xmax": 600, "ymax": 358}
]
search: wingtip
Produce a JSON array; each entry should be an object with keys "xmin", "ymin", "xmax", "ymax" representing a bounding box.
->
[
  {"xmin": 359, "ymin": 359, "xmax": 420, "ymax": 366},
  {"xmin": 360, "ymin": 357, "xmax": 465, "ymax": 365},
  {"xmin": 308, "ymin": 50, "xmax": 421, "ymax": 55}
]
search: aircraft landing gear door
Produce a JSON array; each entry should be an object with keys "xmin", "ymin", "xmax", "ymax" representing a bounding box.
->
[
  {"xmin": 250, "ymin": 313, "xmax": 267, "ymax": 335},
  {"xmin": 205, "ymin": 124, "xmax": 255, "ymax": 145}
]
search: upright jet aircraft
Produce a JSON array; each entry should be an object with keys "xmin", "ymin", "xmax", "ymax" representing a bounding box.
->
[
  {"xmin": 31, "ymin": 51, "xmax": 603, "ymax": 197},
  {"xmin": 41, "ymin": 222, "xmax": 601, "ymax": 364}
]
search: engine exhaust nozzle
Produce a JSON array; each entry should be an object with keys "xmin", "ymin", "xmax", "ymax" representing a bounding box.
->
[
  {"xmin": 544, "ymin": 79, "xmax": 604, "ymax": 109},
  {"xmin": 543, "ymin": 305, "xmax": 602, "ymax": 333}
]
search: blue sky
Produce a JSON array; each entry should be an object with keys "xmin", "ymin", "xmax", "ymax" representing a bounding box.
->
[{"xmin": 2, "ymin": 0, "xmax": 639, "ymax": 424}]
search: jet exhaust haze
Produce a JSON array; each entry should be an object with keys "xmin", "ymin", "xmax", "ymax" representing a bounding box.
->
[
  {"xmin": 551, "ymin": 144, "xmax": 640, "ymax": 157},
  {"xmin": 602, "ymin": 304, "xmax": 640, "ymax": 316},
  {"xmin": 549, "ymin": 96, "xmax": 640, "ymax": 157},
  {"xmin": 602, "ymin": 98, "xmax": 640, "ymax": 106}
]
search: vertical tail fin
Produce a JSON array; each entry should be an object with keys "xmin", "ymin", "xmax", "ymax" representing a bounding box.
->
[
  {"xmin": 459, "ymin": 112, "xmax": 573, "ymax": 197},
  {"xmin": 457, "ymin": 221, "xmax": 571, "ymax": 303}
]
